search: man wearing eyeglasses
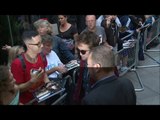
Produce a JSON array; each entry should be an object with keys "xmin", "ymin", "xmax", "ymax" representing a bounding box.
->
[
  {"xmin": 11, "ymin": 30, "xmax": 50, "ymax": 104},
  {"xmin": 82, "ymin": 45, "xmax": 136, "ymax": 105}
]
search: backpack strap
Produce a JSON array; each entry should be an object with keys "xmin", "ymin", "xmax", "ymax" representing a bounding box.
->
[
  {"xmin": 18, "ymin": 52, "xmax": 45, "ymax": 71},
  {"xmin": 40, "ymin": 52, "xmax": 46, "ymax": 63},
  {"xmin": 18, "ymin": 54, "xmax": 26, "ymax": 71}
]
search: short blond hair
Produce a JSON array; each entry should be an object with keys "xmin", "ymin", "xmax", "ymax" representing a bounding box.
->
[{"xmin": 33, "ymin": 19, "xmax": 53, "ymax": 34}]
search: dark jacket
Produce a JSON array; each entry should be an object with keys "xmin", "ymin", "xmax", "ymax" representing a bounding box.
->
[
  {"xmin": 52, "ymin": 35, "xmax": 75, "ymax": 64},
  {"xmin": 82, "ymin": 75, "xmax": 136, "ymax": 105},
  {"xmin": 101, "ymin": 19, "xmax": 118, "ymax": 47}
]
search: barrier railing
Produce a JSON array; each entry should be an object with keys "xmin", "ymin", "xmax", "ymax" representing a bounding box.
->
[
  {"xmin": 115, "ymin": 32, "xmax": 144, "ymax": 92},
  {"xmin": 25, "ymin": 75, "xmax": 72, "ymax": 105},
  {"xmin": 144, "ymin": 18, "xmax": 160, "ymax": 51},
  {"xmin": 137, "ymin": 18, "xmax": 160, "ymax": 68}
]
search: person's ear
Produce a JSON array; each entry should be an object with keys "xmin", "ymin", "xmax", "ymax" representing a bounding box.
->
[
  {"xmin": 94, "ymin": 63, "xmax": 101, "ymax": 68},
  {"xmin": 24, "ymin": 41, "xmax": 29, "ymax": 48},
  {"xmin": 94, "ymin": 63, "xmax": 101, "ymax": 73}
]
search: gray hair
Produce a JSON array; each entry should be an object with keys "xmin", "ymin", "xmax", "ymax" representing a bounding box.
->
[
  {"xmin": 41, "ymin": 34, "xmax": 53, "ymax": 44},
  {"xmin": 33, "ymin": 19, "xmax": 53, "ymax": 34},
  {"xmin": 90, "ymin": 45, "xmax": 115, "ymax": 68}
]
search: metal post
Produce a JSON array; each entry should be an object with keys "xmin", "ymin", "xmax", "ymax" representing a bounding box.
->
[{"xmin": 7, "ymin": 15, "xmax": 14, "ymax": 46}]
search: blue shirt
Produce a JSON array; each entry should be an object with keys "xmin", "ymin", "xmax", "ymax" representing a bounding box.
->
[{"xmin": 52, "ymin": 35, "xmax": 75, "ymax": 64}]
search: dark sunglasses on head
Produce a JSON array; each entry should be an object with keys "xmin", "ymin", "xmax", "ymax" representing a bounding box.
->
[{"xmin": 77, "ymin": 48, "xmax": 90, "ymax": 55}]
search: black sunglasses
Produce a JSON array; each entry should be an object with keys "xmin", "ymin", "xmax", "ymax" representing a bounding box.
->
[{"xmin": 77, "ymin": 48, "xmax": 90, "ymax": 55}]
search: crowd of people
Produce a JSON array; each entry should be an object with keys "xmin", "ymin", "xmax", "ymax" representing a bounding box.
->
[{"xmin": 1, "ymin": 15, "xmax": 158, "ymax": 105}]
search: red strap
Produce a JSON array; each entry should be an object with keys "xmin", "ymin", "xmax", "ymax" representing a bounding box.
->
[{"xmin": 72, "ymin": 60, "xmax": 85, "ymax": 104}]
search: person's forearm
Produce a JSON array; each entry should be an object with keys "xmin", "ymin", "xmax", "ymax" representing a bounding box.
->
[
  {"xmin": 46, "ymin": 67, "xmax": 58, "ymax": 76},
  {"xmin": 17, "ymin": 79, "xmax": 35, "ymax": 93},
  {"xmin": 44, "ymin": 73, "xmax": 50, "ymax": 83}
]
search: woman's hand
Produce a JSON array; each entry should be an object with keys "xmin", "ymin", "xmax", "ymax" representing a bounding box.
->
[{"xmin": 2, "ymin": 44, "xmax": 12, "ymax": 51}]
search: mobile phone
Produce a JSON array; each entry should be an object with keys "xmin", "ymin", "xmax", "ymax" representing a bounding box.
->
[{"xmin": 32, "ymin": 69, "xmax": 40, "ymax": 74}]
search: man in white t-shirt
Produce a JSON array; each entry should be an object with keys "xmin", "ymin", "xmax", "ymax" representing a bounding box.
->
[{"xmin": 41, "ymin": 34, "xmax": 68, "ymax": 81}]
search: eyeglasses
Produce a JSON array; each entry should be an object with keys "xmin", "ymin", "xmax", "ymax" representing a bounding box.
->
[
  {"xmin": 77, "ymin": 48, "xmax": 90, "ymax": 55},
  {"xmin": 29, "ymin": 42, "xmax": 42, "ymax": 48}
]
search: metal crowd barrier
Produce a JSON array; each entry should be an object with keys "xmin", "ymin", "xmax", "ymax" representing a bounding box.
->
[
  {"xmin": 144, "ymin": 18, "xmax": 160, "ymax": 51},
  {"xmin": 137, "ymin": 18, "xmax": 160, "ymax": 68},
  {"xmin": 51, "ymin": 93, "xmax": 67, "ymax": 105},
  {"xmin": 25, "ymin": 75, "xmax": 72, "ymax": 105},
  {"xmin": 115, "ymin": 32, "xmax": 144, "ymax": 92}
]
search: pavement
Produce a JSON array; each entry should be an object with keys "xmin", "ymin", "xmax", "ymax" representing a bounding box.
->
[{"xmin": 122, "ymin": 43, "xmax": 160, "ymax": 105}]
